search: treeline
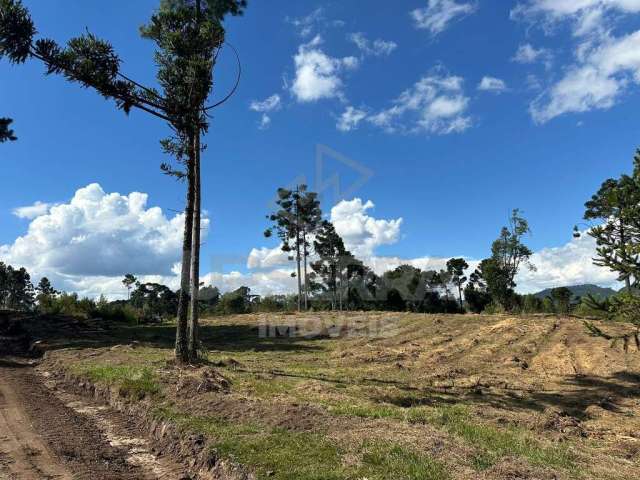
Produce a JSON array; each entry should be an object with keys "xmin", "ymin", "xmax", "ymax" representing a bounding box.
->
[
  {"xmin": 259, "ymin": 185, "xmax": 536, "ymax": 314},
  {"xmin": 4, "ymin": 150, "xmax": 640, "ymax": 321}
]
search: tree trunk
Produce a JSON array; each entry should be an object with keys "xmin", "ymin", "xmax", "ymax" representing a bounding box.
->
[
  {"xmin": 295, "ymin": 237, "xmax": 302, "ymax": 312},
  {"xmin": 175, "ymin": 137, "xmax": 195, "ymax": 363},
  {"xmin": 458, "ymin": 283, "xmax": 463, "ymax": 310},
  {"xmin": 295, "ymin": 194, "xmax": 302, "ymax": 312},
  {"xmin": 331, "ymin": 265, "xmax": 337, "ymax": 311},
  {"xmin": 303, "ymin": 231, "xmax": 309, "ymax": 310},
  {"xmin": 345, "ymin": 276, "xmax": 350, "ymax": 311},
  {"xmin": 187, "ymin": 130, "xmax": 201, "ymax": 361},
  {"xmin": 620, "ymin": 223, "xmax": 632, "ymax": 292}
]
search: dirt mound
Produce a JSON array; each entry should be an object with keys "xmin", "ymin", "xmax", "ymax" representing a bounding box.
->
[{"xmin": 175, "ymin": 367, "xmax": 231, "ymax": 396}]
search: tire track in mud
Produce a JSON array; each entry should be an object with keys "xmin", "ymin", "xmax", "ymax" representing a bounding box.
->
[
  {"xmin": 0, "ymin": 361, "xmax": 73, "ymax": 480},
  {"xmin": 40, "ymin": 372, "xmax": 186, "ymax": 479},
  {"xmin": 0, "ymin": 358, "xmax": 187, "ymax": 480}
]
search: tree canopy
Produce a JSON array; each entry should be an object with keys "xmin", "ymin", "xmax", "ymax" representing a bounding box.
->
[{"xmin": 0, "ymin": 117, "xmax": 16, "ymax": 142}]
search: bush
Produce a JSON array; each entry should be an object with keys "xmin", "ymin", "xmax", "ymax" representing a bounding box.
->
[{"xmin": 38, "ymin": 292, "xmax": 140, "ymax": 323}]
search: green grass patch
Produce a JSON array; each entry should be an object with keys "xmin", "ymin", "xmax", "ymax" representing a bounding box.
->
[
  {"xmin": 360, "ymin": 441, "xmax": 450, "ymax": 480},
  {"xmin": 76, "ymin": 364, "xmax": 161, "ymax": 399},
  {"xmin": 324, "ymin": 400, "xmax": 574, "ymax": 472},
  {"xmin": 154, "ymin": 407, "xmax": 449, "ymax": 480},
  {"xmin": 429, "ymin": 405, "xmax": 575, "ymax": 471}
]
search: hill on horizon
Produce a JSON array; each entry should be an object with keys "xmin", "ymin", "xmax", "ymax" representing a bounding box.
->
[{"xmin": 533, "ymin": 284, "xmax": 618, "ymax": 300}]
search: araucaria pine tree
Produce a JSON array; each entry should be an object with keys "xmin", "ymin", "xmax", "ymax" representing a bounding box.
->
[
  {"xmin": 265, "ymin": 185, "xmax": 321, "ymax": 311},
  {"xmin": 446, "ymin": 258, "xmax": 469, "ymax": 309},
  {"xmin": 0, "ymin": 0, "xmax": 247, "ymax": 362},
  {"xmin": 581, "ymin": 150, "xmax": 640, "ymax": 292},
  {"xmin": 142, "ymin": 0, "xmax": 247, "ymax": 362},
  {"xmin": 311, "ymin": 220, "xmax": 348, "ymax": 310},
  {"xmin": 0, "ymin": 117, "xmax": 16, "ymax": 142}
]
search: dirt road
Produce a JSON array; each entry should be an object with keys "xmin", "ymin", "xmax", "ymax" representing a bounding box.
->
[{"xmin": 0, "ymin": 358, "xmax": 185, "ymax": 480}]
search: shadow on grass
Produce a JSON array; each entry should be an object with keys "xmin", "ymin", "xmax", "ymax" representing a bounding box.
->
[
  {"xmin": 378, "ymin": 372, "xmax": 640, "ymax": 419},
  {"xmin": 13, "ymin": 313, "xmax": 640, "ymax": 421},
  {"xmin": 33, "ymin": 320, "xmax": 324, "ymax": 354}
]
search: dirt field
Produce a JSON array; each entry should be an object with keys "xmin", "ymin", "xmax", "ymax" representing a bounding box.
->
[{"xmin": 5, "ymin": 312, "xmax": 640, "ymax": 479}]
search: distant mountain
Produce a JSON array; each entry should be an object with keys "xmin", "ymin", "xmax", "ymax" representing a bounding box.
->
[{"xmin": 533, "ymin": 284, "xmax": 618, "ymax": 301}]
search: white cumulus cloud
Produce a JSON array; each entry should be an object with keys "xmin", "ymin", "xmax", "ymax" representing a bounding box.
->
[
  {"xmin": 337, "ymin": 106, "xmax": 368, "ymax": 132},
  {"xmin": 247, "ymin": 245, "xmax": 290, "ymax": 270},
  {"xmin": 248, "ymin": 198, "xmax": 403, "ymax": 270},
  {"xmin": 516, "ymin": 231, "xmax": 620, "ymax": 293},
  {"xmin": 513, "ymin": 43, "xmax": 552, "ymax": 66},
  {"xmin": 0, "ymin": 183, "xmax": 209, "ymax": 297},
  {"xmin": 12, "ymin": 201, "xmax": 54, "ymax": 219},
  {"xmin": 291, "ymin": 35, "xmax": 358, "ymax": 103},
  {"xmin": 286, "ymin": 8, "xmax": 325, "ymax": 38},
  {"xmin": 250, "ymin": 94, "xmax": 281, "ymax": 113},
  {"xmin": 512, "ymin": 0, "xmax": 640, "ymax": 123},
  {"xmin": 530, "ymin": 30, "xmax": 640, "ymax": 123},
  {"xmin": 411, "ymin": 0, "xmax": 478, "ymax": 35},
  {"xmin": 330, "ymin": 198, "xmax": 403, "ymax": 258},
  {"xmin": 512, "ymin": 0, "xmax": 640, "ymax": 36},
  {"xmin": 250, "ymin": 94, "xmax": 282, "ymax": 129},
  {"xmin": 368, "ymin": 73, "xmax": 472, "ymax": 134},
  {"xmin": 478, "ymin": 76, "xmax": 508, "ymax": 93}
]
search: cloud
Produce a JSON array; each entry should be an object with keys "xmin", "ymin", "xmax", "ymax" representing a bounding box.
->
[
  {"xmin": 365, "ymin": 255, "xmax": 470, "ymax": 277},
  {"xmin": 248, "ymin": 198, "xmax": 403, "ymax": 269},
  {"xmin": 286, "ymin": 8, "xmax": 325, "ymax": 38},
  {"xmin": 12, "ymin": 201, "xmax": 54, "ymax": 219},
  {"xmin": 250, "ymin": 94, "xmax": 282, "ymax": 129},
  {"xmin": 0, "ymin": 183, "xmax": 209, "ymax": 297},
  {"xmin": 201, "ymin": 269, "xmax": 298, "ymax": 297},
  {"xmin": 530, "ymin": 30, "xmax": 640, "ymax": 123},
  {"xmin": 478, "ymin": 76, "xmax": 508, "ymax": 93},
  {"xmin": 4, "ymin": 187, "xmax": 619, "ymax": 299},
  {"xmin": 337, "ymin": 106, "xmax": 368, "ymax": 132},
  {"xmin": 348, "ymin": 32, "xmax": 398, "ymax": 56},
  {"xmin": 367, "ymin": 73, "xmax": 472, "ymax": 134},
  {"xmin": 516, "ymin": 231, "xmax": 619, "ymax": 293},
  {"xmin": 247, "ymin": 245, "xmax": 290, "ymax": 270},
  {"xmin": 330, "ymin": 198, "xmax": 403, "ymax": 258},
  {"xmin": 411, "ymin": 0, "xmax": 478, "ymax": 35},
  {"xmin": 290, "ymin": 35, "xmax": 359, "ymax": 103},
  {"xmin": 511, "ymin": 1, "xmax": 640, "ymax": 123},
  {"xmin": 250, "ymin": 94, "xmax": 281, "ymax": 113},
  {"xmin": 513, "ymin": 43, "xmax": 552, "ymax": 65},
  {"xmin": 258, "ymin": 114, "xmax": 272, "ymax": 129},
  {"xmin": 512, "ymin": 0, "xmax": 640, "ymax": 36}
]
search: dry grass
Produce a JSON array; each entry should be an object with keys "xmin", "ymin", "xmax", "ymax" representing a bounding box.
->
[{"xmin": 41, "ymin": 312, "xmax": 640, "ymax": 479}]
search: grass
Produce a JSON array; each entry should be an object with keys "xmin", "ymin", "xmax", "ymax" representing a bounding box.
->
[
  {"xmin": 360, "ymin": 441, "xmax": 450, "ymax": 480},
  {"xmin": 74, "ymin": 364, "xmax": 161, "ymax": 399},
  {"xmin": 53, "ymin": 313, "xmax": 601, "ymax": 478},
  {"xmin": 428, "ymin": 405, "xmax": 575, "ymax": 471},
  {"xmin": 154, "ymin": 406, "xmax": 449, "ymax": 480},
  {"xmin": 322, "ymin": 400, "xmax": 575, "ymax": 472}
]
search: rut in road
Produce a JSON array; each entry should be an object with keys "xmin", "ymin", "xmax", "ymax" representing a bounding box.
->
[{"xmin": 0, "ymin": 358, "xmax": 186, "ymax": 480}]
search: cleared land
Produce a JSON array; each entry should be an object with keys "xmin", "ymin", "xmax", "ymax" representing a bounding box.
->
[
  {"xmin": 3, "ymin": 313, "xmax": 640, "ymax": 480},
  {"xmin": 11, "ymin": 312, "xmax": 640, "ymax": 479}
]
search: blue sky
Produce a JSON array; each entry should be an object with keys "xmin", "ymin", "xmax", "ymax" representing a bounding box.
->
[{"xmin": 2, "ymin": 0, "xmax": 640, "ymax": 297}]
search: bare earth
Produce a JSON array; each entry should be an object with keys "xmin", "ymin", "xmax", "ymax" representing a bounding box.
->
[{"xmin": 0, "ymin": 358, "xmax": 185, "ymax": 480}]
